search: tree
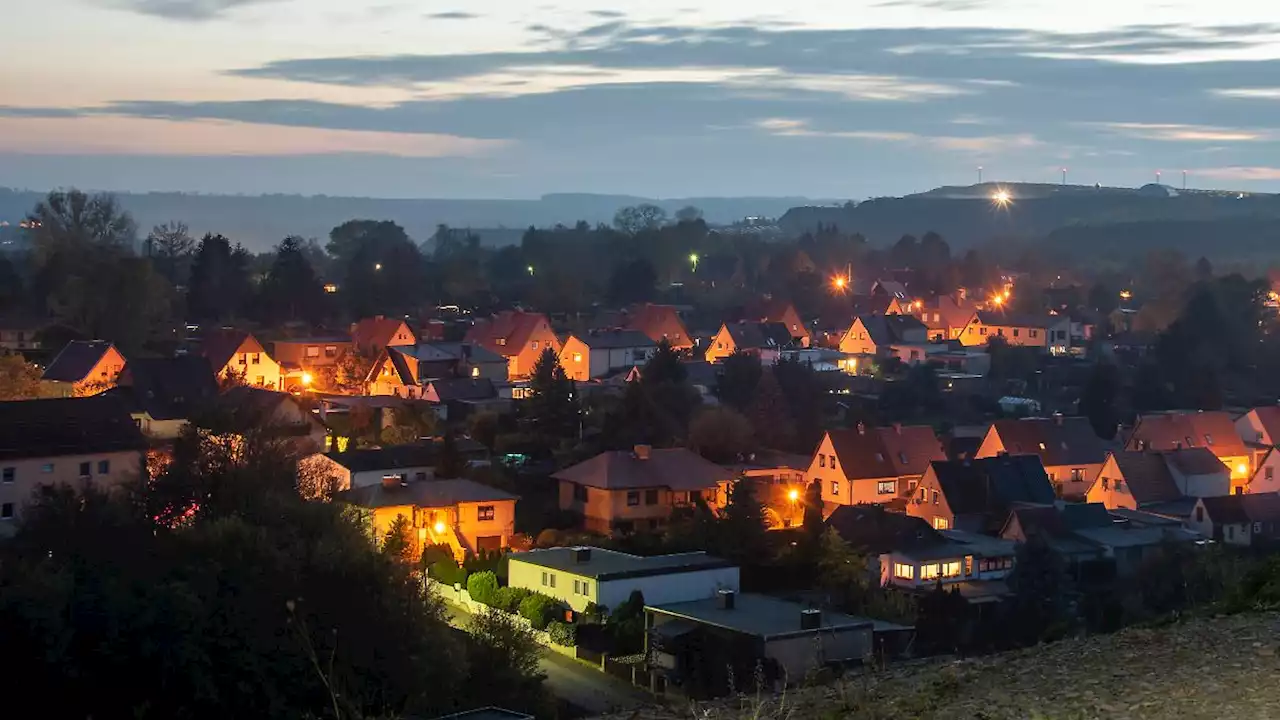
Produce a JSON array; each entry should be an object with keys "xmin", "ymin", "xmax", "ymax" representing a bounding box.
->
[
  {"xmin": 642, "ymin": 340, "xmax": 687, "ymax": 385},
  {"xmin": 815, "ymin": 527, "xmax": 870, "ymax": 610},
  {"xmin": 436, "ymin": 431, "xmax": 465, "ymax": 479},
  {"xmin": 915, "ymin": 581, "xmax": 969, "ymax": 655},
  {"xmin": 144, "ymin": 221, "xmax": 194, "ymax": 284},
  {"xmin": 1078, "ymin": 362, "xmax": 1121, "ymax": 440},
  {"xmin": 719, "ymin": 477, "xmax": 769, "ymax": 562},
  {"xmin": 258, "ymin": 236, "xmax": 327, "ymax": 325},
  {"xmin": 675, "ymin": 205, "xmax": 703, "ymax": 223},
  {"xmin": 1007, "ymin": 534, "xmax": 1074, "ymax": 646},
  {"xmin": 801, "ymin": 479, "xmax": 825, "ymax": 540},
  {"xmin": 687, "ymin": 406, "xmax": 753, "ymax": 463},
  {"xmin": 0, "ymin": 353, "xmax": 42, "ymax": 400},
  {"xmin": 748, "ymin": 369, "xmax": 795, "ymax": 449},
  {"xmin": 188, "ymin": 233, "xmax": 251, "ymax": 323},
  {"xmin": 463, "ymin": 607, "xmax": 549, "ymax": 713},
  {"xmin": 26, "ymin": 189, "xmax": 136, "ymax": 265},
  {"xmin": 713, "ymin": 350, "xmax": 761, "ymax": 412},
  {"xmin": 613, "ymin": 204, "xmax": 668, "ymax": 235},
  {"xmin": 1195, "ymin": 256, "xmax": 1214, "ymax": 282},
  {"xmin": 329, "ymin": 220, "xmax": 427, "ymax": 316},
  {"xmin": 524, "ymin": 347, "xmax": 578, "ymax": 443},
  {"xmin": 321, "ymin": 349, "xmax": 374, "ymax": 395},
  {"xmin": 606, "ymin": 257, "xmax": 658, "ymax": 305},
  {"xmin": 772, "ymin": 357, "xmax": 825, "ymax": 454},
  {"xmin": 382, "ymin": 513, "xmax": 418, "ymax": 565},
  {"xmin": 889, "ymin": 234, "xmax": 919, "ymax": 269},
  {"xmin": 381, "ymin": 404, "xmax": 437, "ymax": 446}
]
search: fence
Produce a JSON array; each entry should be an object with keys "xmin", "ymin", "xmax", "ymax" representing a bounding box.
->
[{"xmin": 429, "ymin": 581, "xmax": 577, "ymax": 658}]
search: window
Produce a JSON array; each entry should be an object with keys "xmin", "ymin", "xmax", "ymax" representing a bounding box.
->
[
  {"xmin": 548, "ymin": 573, "xmax": 556, "ymax": 588},
  {"xmin": 541, "ymin": 571, "xmax": 549, "ymax": 586},
  {"xmin": 496, "ymin": 338, "xmax": 507, "ymax": 346},
  {"xmin": 997, "ymin": 328, "xmax": 1005, "ymax": 336},
  {"xmin": 627, "ymin": 491, "xmax": 640, "ymax": 506},
  {"xmin": 574, "ymin": 579, "xmax": 591, "ymax": 596},
  {"xmin": 644, "ymin": 489, "xmax": 659, "ymax": 505},
  {"xmin": 1115, "ymin": 480, "xmax": 1124, "ymax": 491},
  {"xmin": 964, "ymin": 555, "xmax": 974, "ymax": 576},
  {"xmin": 415, "ymin": 472, "xmax": 427, "ymax": 482},
  {"xmin": 941, "ymin": 561, "xmax": 962, "ymax": 578},
  {"xmin": 305, "ymin": 346, "xmax": 320, "ymax": 358},
  {"xmin": 1, "ymin": 467, "xmax": 11, "ymax": 483},
  {"xmin": 933, "ymin": 517, "xmax": 950, "ymax": 530},
  {"xmin": 1195, "ymin": 506, "xmax": 1205, "ymax": 522},
  {"xmin": 931, "ymin": 489, "xmax": 939, "ymax": 505},
  {"xmin": 1071, "ymin": 468, "xmax": 1085, "ymax": 483},
  {"xmin": 572, "ymin": 353, "xmax": 582, "ymax": 362},
  {"xmin": 1226, "ymin": 525, "xmax": 1235, "ymax": 540},
  {"xmin": 532, "ymin": 341, "xmax": 539, "ymax": 350},
  {"xmin": 1268, "ymin": 467, "xmax": 1275, "ymax": 480},
  {"xmin": 1253, "ymin": 522, "xmax": 1262, "ymax": 534},
  {"xmin": 830, "ymin": 480, "xmax": 840, "ymax": 496},
  {"xmin": 251, "ymin": 353, "xmax": 260, "ymax": 365},
  {"xmin": 471, "ymin": 366, "xmax": 480, "ymax": 378},
  {"xmin": 876, "ymin": 480, "xmax": 896, "ymax": 495},
  {"xmin": 573, "ymin": 484, "xmax": 589, "ymax": 502},
  {"xmin": 79, "ymin": 461, "xmax": 91, "ymax": 477},
  {"xmin": 477, "ymin": 505, "xmax": 495, "ymax": 521},
  {"xmin": 42, "ymin": 463, "xmax": 53, "ymax": 473},
  {"xmin": 98, "ymin": 460, "xmax": 110, "ymax": 475},
  {"xmin": 1030, "ymin": 330, "xmax": 1039, "ymax": 338},
  {"xmin": 0, "ymin": 503, "xmax": 12, "ymax": 520},
  {"xmin": 1012, "ymin": 329, "xmax": 1020, "ymax": 338},
  {"xmin": 819, "ymin": 454, "xmax": 826, "ymax": 468},
  {"xmin": 830, "ymin": 455, "xmax": 838, "ymax": 470},
  {"xmin": 920, "ymin": 563, "xmax": 940, "ymax": 580},
  {"xmin": 325, "ymin": 346, "xmax": 337, "ymax": 358},
  {"xmin": 1101, "ymin": 478, "xmax": 1109, "ymax": 490},
  {"xmin": 893, "ymin": 563, "xmax": 914, "ymax": 580},
  {"xmin": 255, "ymin": 376, "xmax": 264, "ymax": 386}
]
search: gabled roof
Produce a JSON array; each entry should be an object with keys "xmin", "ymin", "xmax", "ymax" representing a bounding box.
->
[
  {"xmin": 1198, "ymin": 493, "xmax": 1280, "ymax": 526},
  {"xmin": 1166, "ymin": 448, "xmax": 1229, "ymax": 476},
  {"xmin": 421, "ymin": 341, "xmax": 507, "ymax": 365},
  {"xmin": 622, "ymin": 304, "xmax": 690, "ymax": 344},
  {"xmin": 573, "ymin": 329, "xmax": 656, "ymax": 350},
  {"xmin": 873, "ymin": 280, "xmax": 909, "ymax": 300},
  {"xmin": 465, "ymin": 310, "xmax": 551, "ymax": 356},
  {"xmin": 426, "ymin": 377, "xmax": 497, "ymax": 403},
  {"xmin": 351, "ymin": 316, "xmax": 413, "ymax": 350},
  {"xmin": 336, "ymin": 478, "xmax": 517, "ymax": 509},
  {"xmin": 855, "ymin": 314, "xmax": 927, "ymax": 347},
  {"xmin": 930, "ymin": 455, "xmax": 1056, "ymax": 517},
  {"xmin": 1126, "ymin": 411, "xmax": 1247, "ymax": 458},
  {"xmin": 825, "ymin": 504, "xmax": 943, "ymax": 554},
  {"xmin": 198, "ymin": 328, "xmax": 264, "ymax": 371},
  {"xmin": 326, "ymin": 445, "xmax": 436, "ymax": 472},
  {"xmin": 0, "ymin": 395, "xmax": 146, "ymax": 461},
  {"xmin": 921, "ymin": 294, "xmax": 980, "ymax": 331},
  {"xmin": 552, "ymin": 447, "xmax": 732, "ymax": 491},
  {"xmin": 114, "ymin": 356, "xmax": 219, "ymax": 421},
  {"xmin": 214, "ymin": 386, "xmax": 323, "ymax": 434},
  {"xmin": 1245, "ymin": 406, "xmax": 1280, "ymax": 445},
  {"xmin": 827, "ymin": 424, "xmax": 947, "ymax": 480},
  {"xmin": 1107, "ymin": 450, "xmax": 1184, "ymax": 505},
  {"xmin": 973, "ymin": 312, "xmax": 1055, "ymax": 328},
  {"xmin": 1005, "ymin": 502, "xmax": 1113, "ymax": 539},
  {"xmin": 987, "ymin": 417, "xmax": 1108, "ymax": 467},
  {"xmin": 42, "ymin": 340, "xmax": 119, "ymax": 383},
  {"xmin": 724, "ymin": 322, "xmax": 793, "ymax": 350}
]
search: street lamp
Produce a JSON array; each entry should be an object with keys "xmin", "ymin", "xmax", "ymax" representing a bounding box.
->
[
  {"xmin": 689, "ymin": 253, "xmax": 699, "ymax": 271},
  {"xmin": 787, "ymin": 488, "xmax": 800, "ymax": 502},
  {"xmin": 832, "ymin": 275, "xmax": 848, "ymax": 292},
  {"xmin": 991, "ymin": 188, "xmax": 1012, "ymax": 208},
  {"xmin": 301, "ymin": 372, "xmax": 313, "ymax": 388},
  {"xmin": 527, "ymin": 265, "xmax": 535, "ymax": 276},
  {"xmin": 374, "ymin": 262, "xmax": 382, "ymax": 271}
]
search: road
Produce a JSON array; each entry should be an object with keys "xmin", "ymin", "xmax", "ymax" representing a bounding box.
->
[{"xmin": 442, "ymin": 598, "xmax": 650, "ymax": 715}]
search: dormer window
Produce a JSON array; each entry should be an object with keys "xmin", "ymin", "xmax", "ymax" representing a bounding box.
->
[
  {"xmin": 532, "ymin": 341, "xmax": 539, "ymax": 349},
  {"xmin": 495, "ymin": 338, "xmax": 507, "ymax": 346},
  {"xmin": 1185, "ymin": 436, "xmax": 1194, "ymax": 447},
  {"xmin": 1204, "ymin": 434, "xmax": 1213, "ymax": 445}
]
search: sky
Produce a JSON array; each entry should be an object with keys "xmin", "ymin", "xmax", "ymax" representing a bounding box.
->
[{"xmin": 4, "ymin": 0, "xmax": 1280, "ymax": 198}]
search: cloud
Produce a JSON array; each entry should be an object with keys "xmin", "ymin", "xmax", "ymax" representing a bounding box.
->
[
  {"xmin": 1090, "ymin": 122, "xmax": 1269, "ymax": 142},
  {"xmin": 1213, "ymin": 88, "xmax": 1280, "ymax": 100},
  {"xmin": 0, "ymin": 115, "xmax": 507, "ymax": 157},
  {"xmin": 1195, "ymin": 166, "xmax": 1280, "ymax": 181},
  {"xmin": 426, "ymin": 11, "xmax": 480, "ymax": 20},
  {"xmin": 753, "ymin": 118, "xmax": 1038, "ymax": 152},
  {"xmin": 101, "ymin": 0, "xmax": 281, "ymax": 20}
]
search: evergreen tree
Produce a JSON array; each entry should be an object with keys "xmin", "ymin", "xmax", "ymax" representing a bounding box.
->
[
  {"xmin": 188, "ymin": 233, "xmax": 251, "ymax": 322},
  {"xmin": 815, "ymin": 527, "xmax": 869, "ymax": 610},
  {"xmin": 718, "ymin": 478, "xmax": 769, "ymax": 562},
  {"xmin": 714, "ymin": 350, "xmax": 761, "ymax": 411},
  {"xmin": 258, "ymin": 235, "xmax": 327, "ymax": 325},
  {"xmin": 801, "ymin": 479, "xmax": 825, "ymax": 540},
  {"xmin": 524, "ymin": 347, "xmax": 578, "ymax": 442},
  {"xmin": 436, "ymin": 431, "xmax": 465, "ymax": 479},
  {"xmin": 1078, "ymin": 362, "xmax": 1121, "ymax": 440},
  {"xmin": 1007, "ymin": 534, "xmax": 1074, "ymax": 646},
  {"xmin": 915, "ymin": 581, "xmax": 970, "ymax": 655},
  {"xmin": 748, "ymin": 367, "xmax": 795, "ymax": 449},
  {"xmin": 641, "ymin": 339, "xmax": 687, "ymax": 385},
  {"xmin": 382, "ymin": 513, "xmax": 417, "ymax": 566}
]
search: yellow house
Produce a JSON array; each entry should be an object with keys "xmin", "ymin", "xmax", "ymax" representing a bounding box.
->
[
  {"xmin": 337, "ymin": 477, "xmax": 518, "ymax": 562},
  {"xmin": 974, "ymin": 417, "xmax": 1108, "ymax": 500},
  {"xmin": 808, "ymin": 424, "xmax": 946, "ymax": 508},
  {"xmin": 704, "ymin": 322, "xmax": 794, "ymax": 363},
  {"xmin": 1087, "ymin": 449, "xmax": 1229, "ymax": 511},
  {"xmin": 958, "ymin": 313, "xmax": 1053, "ymax": 350},
  {"xmin": 199, "ymin": 329, "xmax": 282, "ymax": 390},
  {"xmin": 837, "ymin": 315, "xmax": 929, "ymax": 358},
  {"xmin": 1127, "ymin": 411, "xmax": 1252, "ymax": 493},
  {"xmin": 40, "ymin": 340, "xmax": 126, "ymax": 397}
]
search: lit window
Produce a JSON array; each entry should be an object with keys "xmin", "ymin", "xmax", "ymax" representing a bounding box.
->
[
  {"xmin": 477, "ymin": 505, "xmax": 495, "ymax": 521},
  {"xmin": 933, "ymin": 517, "xmax": 950, "ymax": 530},
  {"xmin": 471, "ymin": 367, "xmax": 480, "ymax": 378},
  {"xmin": 877, "ymin": 480, "xmax": 896, "ymax": 495},
  {"xmin": 941, "ymin": 561, "xmax": 962, "ymax": 578},
  {"xmin": 893, "ymin": 563, "xmax": 914, "ymax": 580},
  {"xmin": 830, "ymin": 481, "xmax": 840, "ymax": 496},
  {"xmin": 1071, "ymin": 468, "xmax": 1085, "ymax": 482},
  {"xmin": 819, "ymin": 455, "xmax": 826, "ymax": 468},
  {"xmin": 920, "ymin": 563, "xmax": 940, "ymax": 580},
  {"xmin": 305, "ymin": 346, "xmax": 320, "ymax": 358},
  {"xmin": 573, "ymin": 353, "xmax": 582, "ymax": 362}
]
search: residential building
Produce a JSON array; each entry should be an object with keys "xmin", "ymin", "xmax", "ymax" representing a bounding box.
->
[
  {"xmin": 214, "ymin": 385, "xmax": 329, "ymax": 454},
  {"xmin": 1126, "ymin": 411, "xmax": 1251, "ymax": 492},
  {"xmin": 908, "ymin": 455, "xmax": 1056, "ymax": 533},
  {"xmin": 367, "ymin": 343, "xmax": 509, "ymax": 398},
  {"xmin": 507, "ymin": 546, "xmax": 738, "ymax": 613},
  {"xmin": 704, "ymin": 321, "xmax": 794, "ymax": 364},
  {"xmin": 974, "ymin": 416, "xmax": 1108, "ymax": 500},
  {"xmin": 312, "ymin": 445, "xmax": 438, "ymax": 490},
  {"xmin": 337, "ymin": 477, "xmax": 518, "ymax": 561},
  {"xmin": 421, "ymin": 378, "xmax": 505, "ymax": 421},
  {"xmin": 554, "ymin": 445, "xmax": 732, "ymax": 534},
  {"xmin": 727, "ymin": 451, "xmax": 811, "ymax": 529},
  {"xmin": 1086, "ymin": 449, "xmax": 1230, "ymax": 511},
  {"xmin": 559, "ymin": 330, "xmax": 657, "ymax": 381},
  {"xmin": 999, "ymin": 503, "xmax": 1113, "ymax": 566},
  {"xmin": 350, "ymin": 316, "xmax": 416, "ymax": 355},
  {"xmin": 742, "ymin": 298, "xmax": 811, "ymax": 348},
  {"xmin": 880, "ymin": 530, "xmax": 1018, "ymax": 600},
  {"xmin": 914, "ymin": 292, "xmax": 979, "ymax": 342},
  {"xmin": 620, "ymin": 304, "xmax": 693, "ymax": 350},
  {"xmin": 109, "ymin": 356, "xmax": 219, "ymax": 439},
  {"xmin": 826, "ymin": 503, "xmax": 942, "ymax": 555},
  {"xmin": 837, "ymin": 315, "xmax": 930, "ymax": 364},
  {"xmin": 1190, "ymin": 493, "xmax": 1280, "ymax": 547},
  {"xmin": 957, "ymin": 313, "xmax": 1053, "ymax": 350},
  {"xmin": 646, "ymin": 592, "xmax": 886, "ymax": 698},
  {"xmin": 807, "ymin": 424, "xmax": 947, "ymax": 507},
  {"xmin": 271, "ymin": 336, "xmax": 353, "ymax": 387},
  {"xmin": 465, "ymin": 310, "xmax": 561, "ymax": 379},
  {"xmin": 199, "ymin": 328, "xmax": 282, "ymax": 390},
  {"xmin": 41, "ymin": 340, "xmax": 126, "ymax": 397},
  {"xmin": 1234, "ymin": 405, "xmax": 1280, "ymax": 447},
  {"xmin": 1246, "ymin": 447, "xmax": 1280, "ymax": 494},
  {"xmin": 0, "ymin": 319, "xmax": 42, "ymax": 351},
  {"xmin": 0, "ymin": 396, "xmax": 147, "ymax": 532}
]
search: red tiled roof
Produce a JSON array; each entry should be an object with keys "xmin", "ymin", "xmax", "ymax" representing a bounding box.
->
[
  {"xmin": 552, "ymin": 447, "xmax": 732, "ymax": 490},
  {"xmin": 465, "ymin": 310, "xmax": 553, "ymax": 357},
  {"xmin": 987, "ymin": 417, "xmax": 1108, "ymax": 467},
  {"xmin": 199, "ymin": 329, "xmax": 263, "ymax": 371},
  {"xmin": 351, "ymin": 316, "xmax": 412, "ymax": 351},
  {"xmin": 827, "ymin": 424, "xmax": 946, "ymax": 480},
  {"xmin": 623, "ymin": 304, "xmax": 690, "ymax": 346},
  {"xmin": 1126, "ymin": 411, "xmax": 1247, "ymax": 458}
]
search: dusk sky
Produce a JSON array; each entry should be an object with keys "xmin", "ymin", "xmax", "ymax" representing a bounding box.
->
[{"xmin": 5, "ymin": 0, "xmax": 1280, "ymax": 198}]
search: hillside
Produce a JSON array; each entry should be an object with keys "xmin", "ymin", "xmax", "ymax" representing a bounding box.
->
[{"xmin": 595, "ymin": 612, "xmax": 1280, "ymax": 720}]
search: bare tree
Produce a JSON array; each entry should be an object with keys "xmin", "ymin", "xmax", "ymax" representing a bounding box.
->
[
  {"xmin": 27, "ymin": 189, "xmax": 136, "ymax": 263},
  {"xmin": 612, "ymin": 204, "xmax": 668, "ymax": 235},
  {"xmin": 145, "ymin": 221, "xmax": 194, "ymax": 283}
]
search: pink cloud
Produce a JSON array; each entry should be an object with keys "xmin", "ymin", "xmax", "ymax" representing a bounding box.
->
[{"xmin": 1196, "ymin": 166, "xmax": 1280, "ymax": 181}]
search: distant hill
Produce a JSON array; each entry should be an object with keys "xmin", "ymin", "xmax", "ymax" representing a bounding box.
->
[
  {"xmin": 0, "ymin": 189, "xmax": 835, "ymax": 252},
  {"xmin": 779, "ymin": 183, "xmax": 1280, "ymax": 259}
]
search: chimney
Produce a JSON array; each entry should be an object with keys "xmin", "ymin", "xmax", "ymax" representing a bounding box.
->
[
  {"xmin": 857, "ymin": 422, "xmax": 866, "ymax": 436},
  {"xmin": 716, "ymin": 589, "xmax": 736, "ymax": 610},
  {"xmin": 1053, "ymin": 413, "xmax": 1064, "ymax": 426},
  {"xmin": 633, "ymin": 444, "xmax": 652, "ymax": 460},
  {"xmin": 893, "ymin": 422, "xmax": 903, "ymax": 435},
  {"xmin": 800, "ymin": 608, "xmax": 822, "ymax": 630},
  {"xmin": 381, "ymin": 475, "xmax": 399, "ymax": 489},
  {"xmin": 573, "ymin": 547, "xmax": 592, "ymax": 564}
]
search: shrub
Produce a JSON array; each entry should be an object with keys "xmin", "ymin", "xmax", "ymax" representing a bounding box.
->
[
  {"xmin": 467, "ymin": 571, "xmax": 499, "ymax": 607},
  {"xmin": 492, "ymin": 586, "xmax": 533, "ymax": 614},
  {"xmin": 518, "ymin": 592, "xmax": 565, "ymax": 631},
  {"xmin": 547, "ymin": 620, "xmax": 577, "ymax": 647},
  {"xmin": 430, "ymin": 559, "xmax": 468, "ymax": 587}
]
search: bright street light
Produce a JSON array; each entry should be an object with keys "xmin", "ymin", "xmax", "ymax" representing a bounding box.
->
[
  {"xmin": 991, "ymin": 188, "xmax": 1012, "ymax": 208},
  {"xmin": 374, "ymin": 263, "xmax": 382, "ymax": 271},
  {"xmin": 689, "ymin": 253, "xmax": 699, "ymax": 270},
  {"xmin": 301, "ymin": 372, "xmax": 313, "ymax": 387},
  {"xmin": 832, "ymin": 275, "xmax": 848, "ymax": 292},
  {"xmin": 787, "ymin": 488, "xmax": 800, "ymax": 502},
  {"xmin": 527, "ymin": 265, "xmax": 535, "ymax": 276}
]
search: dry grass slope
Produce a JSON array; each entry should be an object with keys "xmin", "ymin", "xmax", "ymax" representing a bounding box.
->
[{"xmin": 594, "ymin": 612, "xmax": 1280, "ymax": 720}]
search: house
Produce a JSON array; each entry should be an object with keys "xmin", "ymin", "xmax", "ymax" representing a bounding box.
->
[
  {"xmin": 0, "ymin": 396, "xmax": 147, "ymax": 532},
  {"xmin": 974, "ymin": 416, "xmax": 1108, "ymax": 500},
  {"xmin": 704, "ymin": 322, "xmax": 794, "ymax": 364},
  {"xmin": 807, "ymin": 424, "xmax": 947, "ymax": 508},
  {"xmin": 826, "ymin": 504, "xmax": 943, "ymax": 555},
  {"xmin": 958, "ymin": 312, "xmax": 1060, "ymax": 350},
  {"xmin": 1126, "ymin": 411, "xmax": 1252, "ymax": 492},
  {"xmin": 271, "ymin": 336, "xmax": 354, "ymax": 388},
  {"xmin": 507, "ymin": 546, "xmax": 738, "ymax": 613},
  {"xmin": 1190, "ymin": 493, "xmax": 1280, "ymax": 547},
  {"xmin": 837, "ymin": 315, "xmax": 930, "ymax": 364},
  {"xmin": 198, "ymin": 328, "xmax": 282, "ymax": 390},
  {"xmin": 872, "ymin": 279, "xmax": 911, "ymax": 305},
  {"xmin": 1235, "ymin": 405, "xmax": 1280, "ymax": 447},
  {"xmin": 646, "ymin": 592, "xmax": 885, "ymax": 698},
  {"xmin": 554, "ymin": 445, "xmax": 733, "ymax": 535},
  {"xmin": 621, "ymin": 303, "xmax": 693, "ymax": 350},
  {"xmin": 999, "ymin": 503, "xmax": 1113, "ymax": 566},
  {"xmin": 881, "ymin": 530, "xmax": 1018, "ymax": 600},
  {"xmin": 40, "ymin": 340, "xmax": 126, "ymax": 397},
  {"xmin": 742, "ymin": 298, "xmax": 811, "ymax": 348},
  {"xmin": 1086, "ymin": 449, "xmax": 1230, "ymax": 511},
  {"xmin": 914, "ymin": 292, "xmax": 979, "ymax": 342},
  {"xmin": 351, "ymin": 316, "xmax": 416, "ymax": 355},
  {"xmin": 368, "ymin": 343, "xmax": 510, "ymax": 399},
  {"xmin": 0, "ymin": 318, "xmax": 42, "ymax": 351},
  {"xmin": 109, "ymin": 356, "xmax": 219, "ymax": 439},
  {"xmin": 312, "ymin": 445, "xmax": 439, "ymax": 490},
  {"xmin": 422, "ymin": 378, "xmax": 505, "ymax": 421},
  {"xmin": 1246, "ymin": 447, "xmax": 1280, "ymax": 494},
  {"xmin": 559, "ymin": 330, "xmax": 657, "ymax": 381},
  {"xmin": 907, "ymin": 455, "xmax": 1056, "ymax": 533},
  {"xmin": 727, "ymin": 451, "xmax": 812, "ymax": 529},
  {"xmin": 465, "ymin": 310, "xmax": 561, "ymax": 380},
  {"xmin": 337, "ymin": 477, "xmax": 518, "ymax": 561},
  {"xmin": 213, "ymin": 386, "xmax": 329, "ymax": 454}
]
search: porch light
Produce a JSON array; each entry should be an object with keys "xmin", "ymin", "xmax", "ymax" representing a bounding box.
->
[{"xmin": 434, "ymin": 521, "xmax": 446, "ymax": 534}]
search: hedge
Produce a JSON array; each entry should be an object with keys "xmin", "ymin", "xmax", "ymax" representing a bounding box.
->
[
  {"xmin": 492, "ymin": 586, "xmax": 533, "ymax": 614},
  {"xmin": 547, "ymin": 620, "xmax": 577, "ymax": 647},
  {"xmin": 430, "ymin": 560, "xmax": 468, "ymax": 587},
  {"xmin": 518, "ymin": 592, "xmax": 566, "ymax": 631},
  {"xmin": 467, "ymin": 571, "xmax": 499, "ymax": 607}
]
